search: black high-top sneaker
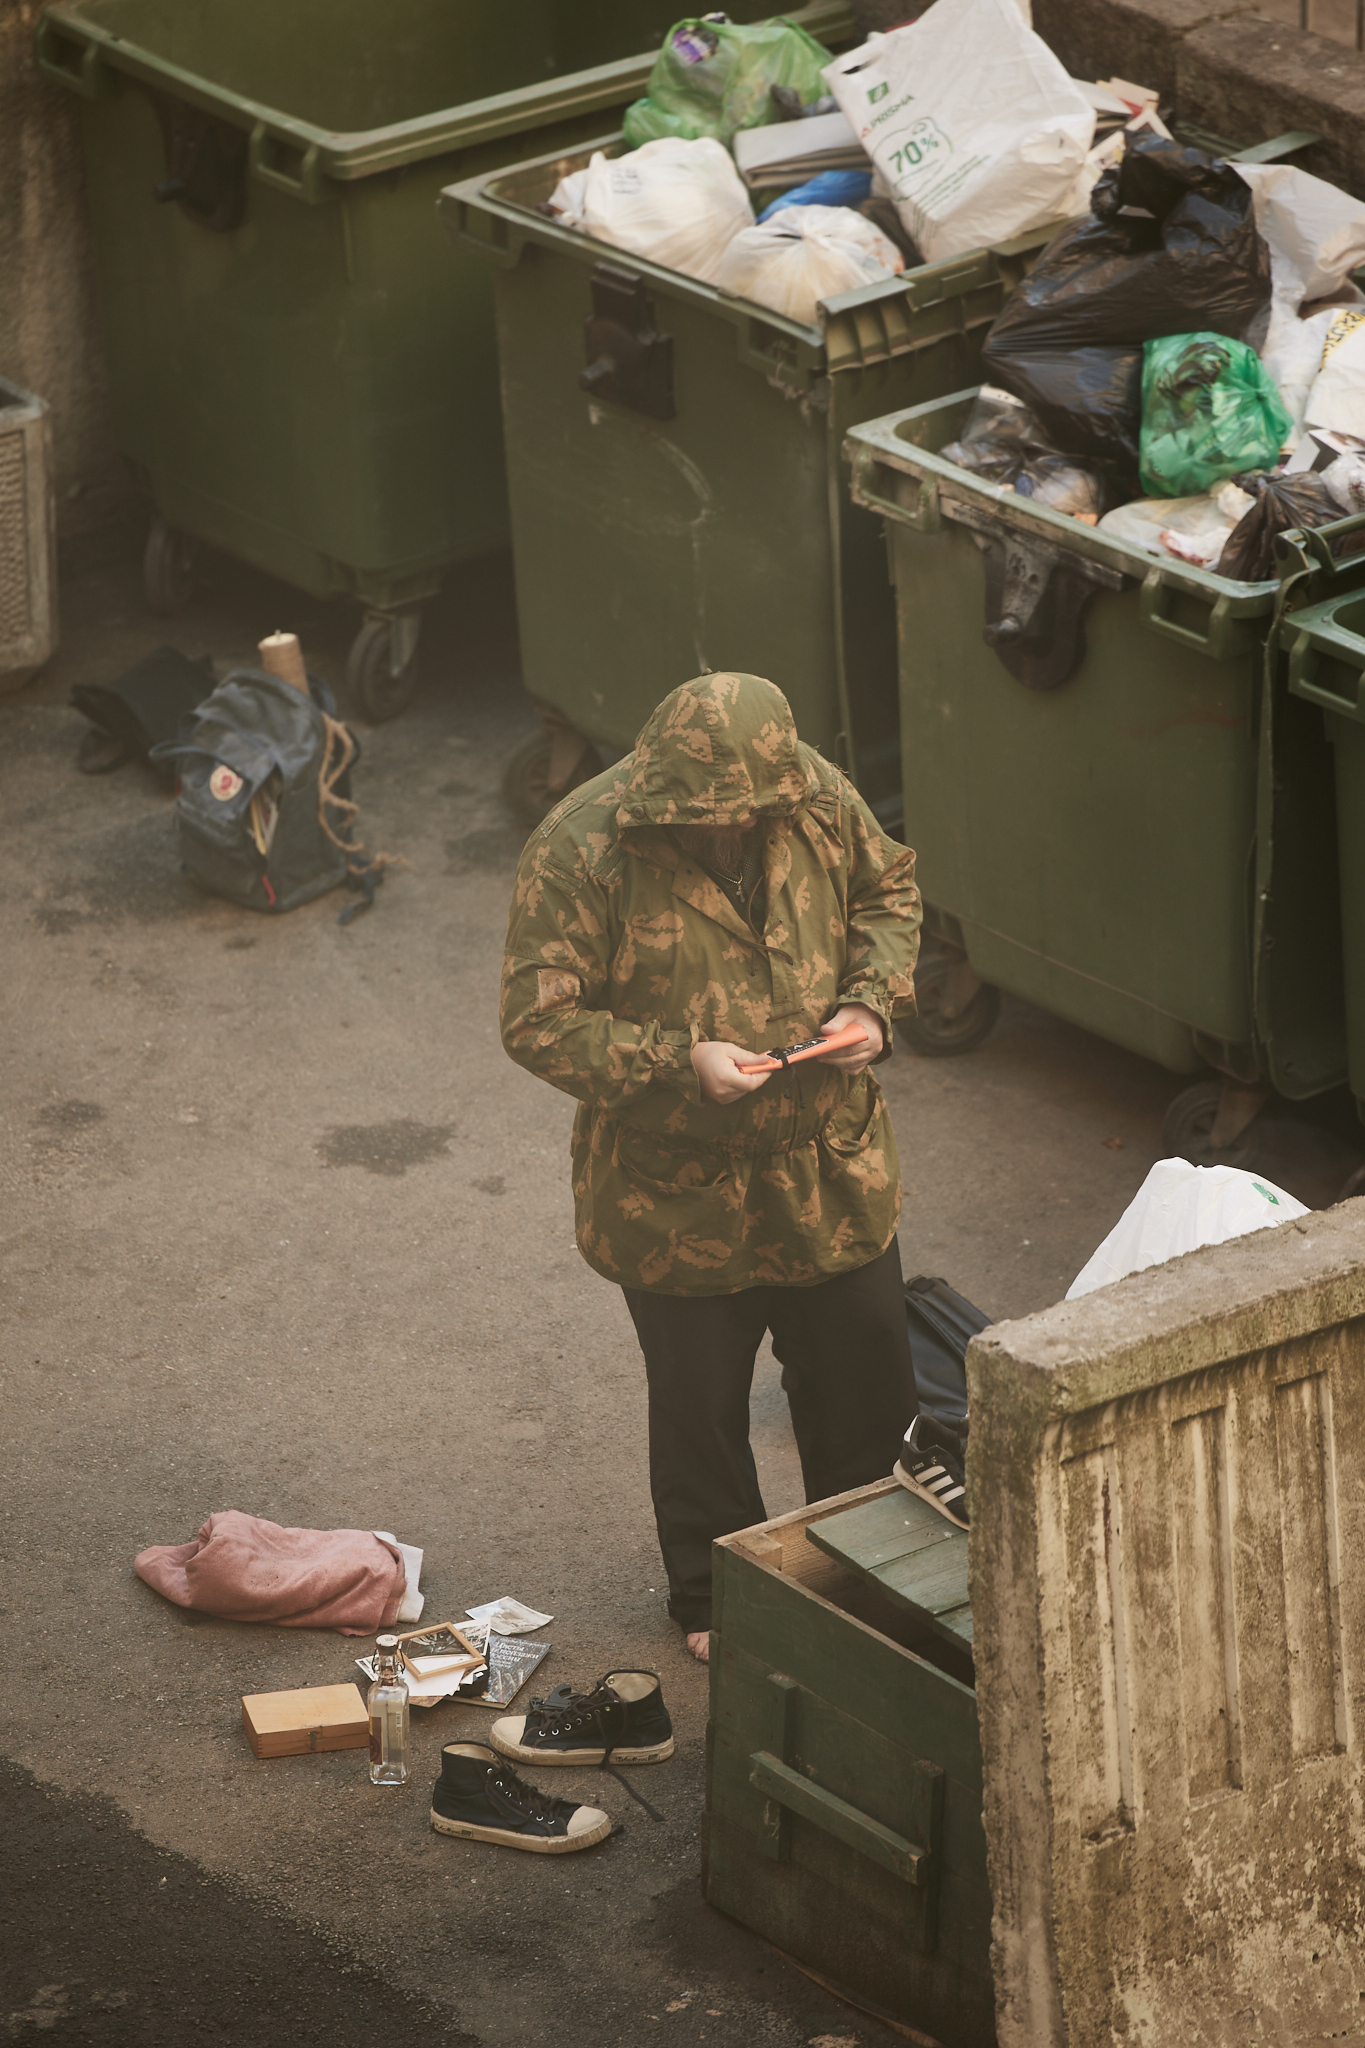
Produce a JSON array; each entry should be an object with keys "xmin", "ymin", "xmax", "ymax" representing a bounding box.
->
[
  {"xmin": 430, "ymin": 1743, "xmax": 611, "ymax": 1854},
  {"xmin": 490, "ymin": 1671, "xmax": 674, "ymax": 1767},
  {"xmin": 895, "ymin": 1414, "xmax": 969, "ymax": 1530}
]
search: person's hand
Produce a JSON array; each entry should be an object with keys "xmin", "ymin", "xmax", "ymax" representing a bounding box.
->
[
  {"xmin": 691, "ymin": 1039, "xmax": 773, "ymax": 1105},
  {"xmin": 815, "ymin": 1002, "xmax": 884, "ymax": 1073}
]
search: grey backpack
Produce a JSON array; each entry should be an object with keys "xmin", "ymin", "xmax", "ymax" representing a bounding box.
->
[{"xmin": 153, "ymin": 668, "xmax": 373, "ymax": 914}]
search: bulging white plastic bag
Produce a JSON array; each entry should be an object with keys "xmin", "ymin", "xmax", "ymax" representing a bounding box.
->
[
  {"xmin": 716, "ymin": 204, "xmax": 904, "ymax": 325},
  {"xmin": 1234, "ymin": 163, "xmax": 1365, "ymax": 444},
  {"xmin": 822, "ymin": 0, "xmax": 1094, "ymax": 264},
  {"xmin": 1066, "ymin": 1158, "xmax": 1308, "ymax": 1301},
  {"xmin": 550, "ymin": 138, "xmax": 753, "ymax": 285}
]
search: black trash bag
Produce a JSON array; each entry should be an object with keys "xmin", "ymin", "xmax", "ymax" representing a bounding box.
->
[
  {"xmin": 942, "ymin": 387, "xmax": 1111, "ymax": 516},
  {"xmin": 150, "ymin": 668, "xmax": 361, "ymax": 913},
  {"xmin": 1215, "ymin": 470, "xmax": 1342, "ymax": 582},
  {"xmin": 904, "ymin": 1275, "xmax": 993, "ymax": 1435},
  {"xmin": 70, "ymin": 645, "xmax": 215, "ymax": 784},
  {"xmin": 981, "ymin": 134, "xmax": 1272, "ymax": 482}
]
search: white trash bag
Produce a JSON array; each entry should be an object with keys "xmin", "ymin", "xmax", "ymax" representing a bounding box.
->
[
  {"xmin": 716, "ymin": 204, "xmax": 904, "ymax": 326},
  {"xmin": 549, "ymin": 138, "xmax": 752, "ymax": 286},
  {"xmin": 1233, "ymin": 163, "xmax": 1365, "ymax": 444},
  {"xmin": 1066, "ymin": 1158, "xmax": 1308, "ymax": 1301},
  {"xmin": 822, "ymin": 0, "xmax": 1094, "ymax": 265},
  {"xmin": 1098, "ymin": 481, "xmax": 1253, "ymax": 566}
]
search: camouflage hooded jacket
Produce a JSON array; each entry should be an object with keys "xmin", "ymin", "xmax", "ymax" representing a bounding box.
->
[{"xmin": 500, "ymin": 674, "xmax": 921, "ymax": 1296}]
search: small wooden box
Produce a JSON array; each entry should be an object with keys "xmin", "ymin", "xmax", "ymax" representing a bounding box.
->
[{"xmin": 241, "ymin": 1682, "xmax": 370, "ymax": 1759}]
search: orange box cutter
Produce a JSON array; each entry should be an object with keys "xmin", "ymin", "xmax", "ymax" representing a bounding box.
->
[{"xmin": 738, "ymin": 1022, "xmax": 868, "ymax": 1075}]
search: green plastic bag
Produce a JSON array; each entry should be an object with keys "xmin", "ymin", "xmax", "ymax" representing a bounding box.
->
[
  {"xmin": 1139, "ymin": 333, "xmax": 1293, "ymax": 498},
  {"xmin": 623, "ymin": 17, "xmax": 833, "ymax": 150}
]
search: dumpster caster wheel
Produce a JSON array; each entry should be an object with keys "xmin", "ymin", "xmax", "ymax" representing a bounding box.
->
[
  {"xmin": 501, "ymin": 728, "xmax": 602, "ymax": 830},
  {"xmin": 346, "ymin": 612, "xmax": 421, "ymax": 723},
  {"xmin": 143, "ymin": 515, "xmax": 196, "ymax": 615},
  {"xmin": 1161, "ymin": 1079, "xmax": 1265, "ymax": 1168},
  {"xmin": 901, "ymin": 944, "xmax": 1000, "ymax": 1057}
]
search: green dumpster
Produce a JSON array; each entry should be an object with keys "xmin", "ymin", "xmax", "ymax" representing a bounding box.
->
[
  {"xmin": 1281, "ymin": 520, "xmax": 1365, "ymax": 1128},
  {"xmin": 844, "ymin": 390, "xmax": 1356, "ymax": 1106},
  {"xmin": 35, "ymin": 0, "xmax": 853, "ymax": 719},
  {"xmin": 441, "ymin": 136, "xmax": 1065, "ymax": 832}
]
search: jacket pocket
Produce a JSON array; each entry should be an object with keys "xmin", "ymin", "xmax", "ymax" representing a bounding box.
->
[
  {"xmin": 611, "ymin": 1124, "xmax": 742, "ymax": 1225},
  {"xmin": 816, "ymin": 1081, "xmax": 894, "ymax": 1194}
]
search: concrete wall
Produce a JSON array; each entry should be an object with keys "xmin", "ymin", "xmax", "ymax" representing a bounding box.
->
[
  {"xmin": 0, "ymin": 0, "xmax": 123, "ymax": 532},
  {"xmin": 970, "ymin": 1200, "xmax": 1365, "ymax": 2046},
  {"xmin": 1032, "ymin": 0, "xmax": 1365, "ymax": 197}
]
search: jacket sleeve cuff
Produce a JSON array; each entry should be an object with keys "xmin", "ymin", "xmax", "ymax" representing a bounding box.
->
[{"xmin": 651, "ymin": 1026, "xmax": 703, "ymax": 1102}]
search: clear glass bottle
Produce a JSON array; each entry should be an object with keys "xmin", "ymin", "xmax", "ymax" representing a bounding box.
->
[{"xmin": 367, "ymin": 1634, "xmax": 410, "ymax": 1786}]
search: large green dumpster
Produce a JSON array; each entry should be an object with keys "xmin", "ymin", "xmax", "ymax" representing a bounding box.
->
[
  {"xmin": 844, "ymin": 390, "xmax": 1356, "ymax": 1101},
  {"xmin": 441, "ymin": 137, "xmax": 1065, "ymax": 828},
  {"xmin": 1281, "ymin": 520, "xmax": 1365, "ymax": 1128},
  {"xmin": 36, "ymin": 0, "xmax": 852, "ymax": 719}
]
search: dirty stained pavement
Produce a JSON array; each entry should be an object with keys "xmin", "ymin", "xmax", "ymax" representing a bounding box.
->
[{"xmin": 2, "ymin": 523, "xmax": 1216, "ymax": 2045}]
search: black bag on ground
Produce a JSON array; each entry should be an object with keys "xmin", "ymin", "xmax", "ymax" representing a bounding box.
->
[
  {"xmin": 981, "ymin": 135, "xmax": 1272, "ymax": 481},
  {"xmin": 151, "ymin": 668, "xmax": 361, "ymax": 913},
  {"xmin": 904, "ymin": 1275, "xmax": 993, "ymax": 1434},
  {"xmin": 70, "ymin": 645, "xmax": 215, "ymax": 783}
]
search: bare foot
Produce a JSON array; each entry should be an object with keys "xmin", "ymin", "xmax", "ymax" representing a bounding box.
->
[{"xmin": 686, "ymin": 1631, "xmax": 710, "ymax": 1663}]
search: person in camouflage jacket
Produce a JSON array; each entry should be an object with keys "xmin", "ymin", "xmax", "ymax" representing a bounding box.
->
[{"xmin": 501, "ymin": 672, "xmax": 926, "ymax": 1654}]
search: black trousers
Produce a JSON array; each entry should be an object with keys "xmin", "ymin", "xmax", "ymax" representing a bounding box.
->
[{"xmin": 623, "ymin": 1239, "xmax": 918, "ymax": 1632}]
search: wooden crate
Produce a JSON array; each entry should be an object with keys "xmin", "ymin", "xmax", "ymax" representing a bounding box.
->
[{"xmin": 705, "ymin": 1480, "xmax": 993, "ymax": 2048}]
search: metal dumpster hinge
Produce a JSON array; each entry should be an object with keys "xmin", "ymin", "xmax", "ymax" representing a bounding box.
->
[
  {"xmin": 581, "ymin": 265, "xmax": 675, "ymax": 420},
  {"xmin": 943, "ymin": 496, "xmax": 1125, "ymax": 691},
  {"xmin": 146, "ymin": 89, "xmax": 248, "ymax": 233}
]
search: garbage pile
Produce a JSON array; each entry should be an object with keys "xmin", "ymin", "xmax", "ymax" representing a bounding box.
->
[
  {"xmin": 542, "ymin": 4, "xmax": 1365, "ymax": 577},
  {"xmin": 967, "ymin": 145, "xmax": 1365, "ymax": 578},
  {"xmin": 545, "ymin": 0, "xmax": 1163, "ymax": 328}
]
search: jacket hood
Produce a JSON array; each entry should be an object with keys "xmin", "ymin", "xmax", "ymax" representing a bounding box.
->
[{"xmin": 615, "ymin": 673, "xmax": 816, "ymax": 830}]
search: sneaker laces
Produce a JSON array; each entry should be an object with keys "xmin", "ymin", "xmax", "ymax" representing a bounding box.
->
[
  {"xmin": 525, "ymin": 1678, "xmax": 664, "ymax": 1824},
  {"xmin": 486, "ymin": 1762, "xmax": 577, "ymax": 1829}
]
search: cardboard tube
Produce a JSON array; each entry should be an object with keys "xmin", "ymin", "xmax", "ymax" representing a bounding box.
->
[{"xmin": 258, "ymin": 631, "xmax": 309, "ymax": 693}]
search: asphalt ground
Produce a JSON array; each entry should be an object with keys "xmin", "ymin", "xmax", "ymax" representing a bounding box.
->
[{"xmin": 3, "ymin": 523, "xmax": 1357, "ymax": 2047}]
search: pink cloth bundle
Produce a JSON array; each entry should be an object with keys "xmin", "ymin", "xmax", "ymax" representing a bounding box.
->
[{"xmin": 134, "ymin": 1511, "xmax": 407, "ymax": 1636}]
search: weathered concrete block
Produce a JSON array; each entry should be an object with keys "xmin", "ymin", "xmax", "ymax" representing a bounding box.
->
[
  {"xmin": 969, "ymin": 1200, "xmax": 1365, "ymax": 2046},
  {"xmin": 1031, "ymin": 0, "xmax": 1256, "ymax": 104},
  {"xmin": 1180, "ymin": 14, "xmax": 1365, "ymax": 196}
]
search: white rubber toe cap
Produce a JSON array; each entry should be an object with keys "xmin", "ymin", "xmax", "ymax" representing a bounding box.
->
[{"xmin": 567, "ymin": 1804, "xmax": 610, "ymax": 1839}]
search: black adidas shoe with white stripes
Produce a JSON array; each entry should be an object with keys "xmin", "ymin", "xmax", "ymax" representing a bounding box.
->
[{"xmin": 895, "ymin": 1415, "xmax": 969, "ymax": 1529}]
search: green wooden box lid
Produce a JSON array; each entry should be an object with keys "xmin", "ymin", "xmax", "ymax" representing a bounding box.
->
[{"xmin": 805, "ymin": 1486, "xmax": 972, "ymax": 1650}]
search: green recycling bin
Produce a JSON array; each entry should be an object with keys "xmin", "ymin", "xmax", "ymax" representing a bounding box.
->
[
  {"xmin": 441, "ymin": 137, "xmax": 1065, "ymax": 829},
  {"xmin": 1281, "ymin": 525, "xmax": 1365, "ymax": 1127},
  {"xmin": 844, "ymin": 390, "xmax": 1355, "ymax": 1101},
  {"xmin": 36, "ymin": 0, "xmax": 852, "ymax": 719}
]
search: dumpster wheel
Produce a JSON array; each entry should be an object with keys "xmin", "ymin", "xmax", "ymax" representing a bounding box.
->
[
  {"xmin": 143, "ymin": 515, "xmax": 196, "ymax": 616},
  {"xmin": 346, "ymin": 612, "xmax": 421, "ymax": 724},
  {"xmin": 1161, "ymin": 1079, "xmax": 1262, "ymax": 1170},
  {"xmin": 902, "ymin": 943, "xmax": 1001, "ymax": 1058},
  {"xmin": 502, "ymin": 728, "xmax": 602, "ymax": 831}
]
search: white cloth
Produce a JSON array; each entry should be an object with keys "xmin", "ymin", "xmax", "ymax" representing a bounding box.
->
[
  {"xmin": 1066, "ymin": 1159, "xmax": 1308, "ymax": 1300},
  {"xmin": 373, "ymin": 1531, "xmax": 424, "ymax": 1623}
]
